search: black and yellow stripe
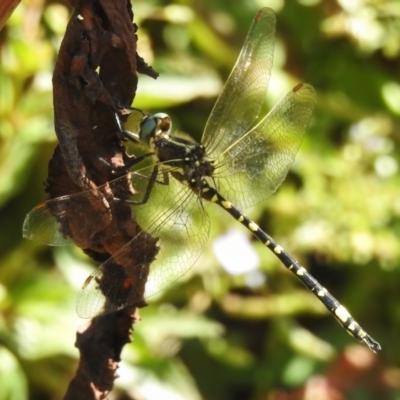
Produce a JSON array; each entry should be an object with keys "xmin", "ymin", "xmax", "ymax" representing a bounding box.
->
[{"xmin": 201, "ymin": 181, "xmax": 381, "ymax": 353}]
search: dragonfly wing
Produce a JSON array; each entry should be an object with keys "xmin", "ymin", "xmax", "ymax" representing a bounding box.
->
[
  {"xmin": 23, "ymin": 189, "xmax": 113, "ymax": 247},
  {"xmin": 76, "ymin": 168, "xmax": 210, "ymax": 318},
  {"xmin": 23, "ymin": 199, "xmax": 75, "ymax": 246},
  {"xmin": 214, "ymin": 83, "xmax": 317, "ymax": 210},
  {"xmin": 202, "ymin": 8, "xmax": 276, "ymax": 158}
]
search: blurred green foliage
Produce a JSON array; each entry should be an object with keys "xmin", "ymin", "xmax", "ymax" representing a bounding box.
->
[{"xmin": 1, "ymin": 0, "xmax": 400, "ymax": 399}]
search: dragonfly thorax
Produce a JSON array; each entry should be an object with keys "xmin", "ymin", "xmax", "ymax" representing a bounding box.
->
[
  {"xmin": 140, "ymin": 112, "xmax": 215, "ymax": 192},
  {"xmin": 157, "ymin": 134, "xmax": 215, "ymax": 193}
]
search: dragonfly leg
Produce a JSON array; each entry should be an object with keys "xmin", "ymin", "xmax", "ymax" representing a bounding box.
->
[
  {"xmin": 98, "ymin": 152, "xmax": 154, "ymax": 173},
  {"xmin": 135, "ymin": 167, "xmax": 170, "ymax": 204},
  {"xmin": 134, "ymin": 170, "xmax": 170, "ymax": 187},
  {"xmin": 115, "ymin": 111, "xmax": 148, "ymax": 142},
  {"xmin": 118, "ymin": 167, "xmax": 170, "ymax": 205}
]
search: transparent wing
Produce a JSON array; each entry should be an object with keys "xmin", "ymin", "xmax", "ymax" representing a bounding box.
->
[
  {"xmin": 202, "ymin": 7, "xmax": 276, "ymax": 157},
  {"xmin": 213, "ymin": 83, "xmax": 317, "ymax": 210},
  {"xmin": 23, "ymin": 197, "xmax": 81, "ymax": 246},
  {"xmin": 23, "ymin": 190, "xmax": 113, "ymax": 248},
  {"xmin": 76, "ymin": 167, "xmax": 210, "ymax": 318}
]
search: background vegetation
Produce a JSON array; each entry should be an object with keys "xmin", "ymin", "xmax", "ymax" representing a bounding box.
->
[{"xmin": 1, "ymin": 0, "xmax": 399, "ymax": 399}]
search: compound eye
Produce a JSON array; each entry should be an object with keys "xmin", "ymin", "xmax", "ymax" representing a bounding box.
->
[
  {"xmin": 139, "ymin": 116, "xmax": 157, "ymax": 143},
  {"xmin": 153, "ymin": 113, "xmax": 172, "ymax": 134},
  {"xmin": 139, "ymin": 113, "xmax": 172, "ymax": 143}
]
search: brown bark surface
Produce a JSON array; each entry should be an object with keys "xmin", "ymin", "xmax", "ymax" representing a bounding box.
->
[
  {"xmin": 43, "ymin": 1, "xmax": 158, "ymax": 397},
  {"xmin": 0, "ymin": 0, "xmax": 19, "ymax": 31}
]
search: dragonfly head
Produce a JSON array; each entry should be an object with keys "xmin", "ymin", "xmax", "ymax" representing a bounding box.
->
[{"xmin": 139, "ymin": 113, "xmax": 171, "ymax": 144}]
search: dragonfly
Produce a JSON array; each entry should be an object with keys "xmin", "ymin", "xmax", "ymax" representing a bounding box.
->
[{"xmin": 23, "ymin": 8, "xmax": 381, "ymax": 352}]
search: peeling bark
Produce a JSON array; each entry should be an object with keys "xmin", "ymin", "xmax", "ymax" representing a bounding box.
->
[{"xmin": 45, "ymin": 1, "xmax": 159, "ymax": 397}]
